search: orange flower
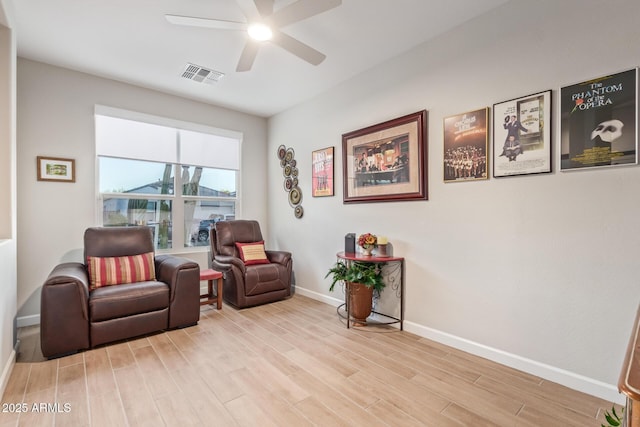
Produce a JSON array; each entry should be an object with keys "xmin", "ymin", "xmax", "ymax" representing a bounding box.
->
[{"xmin": 358, "ymin": 233, "xmax": 377, "ymax": 248}]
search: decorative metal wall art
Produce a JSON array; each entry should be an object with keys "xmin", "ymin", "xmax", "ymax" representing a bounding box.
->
[{"xmin": 277, "ymin": 145, "xmax": 304, "ymax": 218}]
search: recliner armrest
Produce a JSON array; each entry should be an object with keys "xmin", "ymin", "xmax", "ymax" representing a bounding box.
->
[
  {"xmin": 155, "ymin": 254, "xmax": 198, "ymax": 294},
  {"xmin": 41, "ymin": 262, "xmax": 91, "ymax": 358},
  {"xmin": 43, "ymin": 262, "xmax": 90, "ymax": 314},
  {"xmin": 155, "ymin": 254, "xmax": 200, "ymax": 328},
  {"xmin": 266, "ymin": 250, "xmax": 292, "ymax": 266},
  {"xmin": 212, "ymin": 255, "xmax": 246, "ymax": 274}
]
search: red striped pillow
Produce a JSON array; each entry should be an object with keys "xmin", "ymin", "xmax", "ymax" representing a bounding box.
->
[{"xmin": 87, "ymin": 252, "xmax": 156, "ymax": 290}]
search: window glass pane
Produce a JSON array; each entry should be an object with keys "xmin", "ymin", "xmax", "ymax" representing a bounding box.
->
[
  {"xmin": 184, "ymin": 200, "xmax": 236, "ymax": 247},
  {"xmin": 99, "ymin": 157, "xmax": 175, "ymax": 195},
  {"xmin": 180, "ymin": 165, "xmax": 236, "ymax": 197},
  {"xmin": 102, "ymin": 198, "xmax": 173, "ymax": 249}
]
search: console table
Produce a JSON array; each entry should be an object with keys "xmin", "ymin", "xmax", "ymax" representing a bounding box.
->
[
  {"xmin": 619, "ymin": 303, "xmax": 640, "ymax": 426},
  {"xmin": 336, "ymin": 251, "xmax": 404, "ymax": 330}
]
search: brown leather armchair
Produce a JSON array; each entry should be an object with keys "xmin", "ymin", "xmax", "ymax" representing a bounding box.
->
[
  {"xmin": 40, "ymin": 226, "xmax": 200, "ymax": 358},
  {"xmin": 210, "ymin": 220, "xmax": 292, "ymax": 308}
]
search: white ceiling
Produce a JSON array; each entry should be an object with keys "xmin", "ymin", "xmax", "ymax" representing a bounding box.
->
[{"xmin": 13, "ymin": 0, "xmax": 510, "ymax": 117}]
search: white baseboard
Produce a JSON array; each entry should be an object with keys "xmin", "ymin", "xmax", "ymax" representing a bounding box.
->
[
  {"xmin": 0, "ymin": 349, "xmax": 16, "ymax": 400},
  {"xmin": 16, "ymin": 314, "xmax": 40, "ymax": 328},
  {"xmin": 295, "ymin": 286, "xmax": 624, "ymax": 404},
  {"xmin": 404, "ymin": 321, "xmax": 624, "ymax": 405},
  {"xmin": 294, "ymin": 286, "xmax": 342, "ymax": 307}
]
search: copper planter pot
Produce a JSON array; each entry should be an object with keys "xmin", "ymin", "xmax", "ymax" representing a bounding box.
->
[{"xmin": 348, "ymin": 282, "xmax": 373, "ymax": 326}]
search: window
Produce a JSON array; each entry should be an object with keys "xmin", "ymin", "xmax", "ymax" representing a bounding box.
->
[{"xmin": 95, "ymin": 106, "xmax": 241, "ymax": 250}]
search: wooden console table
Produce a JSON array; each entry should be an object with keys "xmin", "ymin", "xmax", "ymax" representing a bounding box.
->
[
  {"xmin": 619, "ymin": 303, "xmax": 640, "ymax": 426},
  {"xmin": 336, "ymin": 251, "xmax": 404, "ymax": 330}
]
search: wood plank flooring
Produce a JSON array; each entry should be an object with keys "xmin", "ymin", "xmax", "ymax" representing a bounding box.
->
[{"xmin": 1, "ymin": 295, "xmax": 621, "ymax": 426}]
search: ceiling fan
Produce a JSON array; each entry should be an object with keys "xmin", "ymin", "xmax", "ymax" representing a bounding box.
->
[{"xmin": 166, "ymin": 0, "xmax": 342, "ymax": 72}]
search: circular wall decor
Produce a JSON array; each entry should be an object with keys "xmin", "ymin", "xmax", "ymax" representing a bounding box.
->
[
  {"xmin": 277, "ymin": 145, "xmax": 286, "ymax": 160},
  {"xmin": 288, "ymin": 187, "xmax": 302, "ymax": 207},
  {"xmin": 284, "ymin": 177, "xmax": 293, "ymax": 191},
  {"xmin": 277, "ymin": 145, "xmax": 303, "ymax": 219},
  {"xmin": 285, "ymin": 148, "xmax": 294, "ymax": 162}
]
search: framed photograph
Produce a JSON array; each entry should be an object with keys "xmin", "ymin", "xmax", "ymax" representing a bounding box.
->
[
  {"xmin": 443, "ymin": 108, "xmax": 489, "ymax": 182},
  {"xmin": 493, "ymin": 90, "xmax": 552, "ymax": 177},
  {"xmin": 342, "ymin": 110, "xmax": 428, "ymax": 204},
  {"xmin": 560, "ymin": 68, "xmax": 638, "ymax": 171},
  {"xmin": 36, "ymin": 156, "xmax": 76, "ymax": 182},
  {"xmin": 312, "ymin": 147, "xmax": 334, "ymax": 197}
]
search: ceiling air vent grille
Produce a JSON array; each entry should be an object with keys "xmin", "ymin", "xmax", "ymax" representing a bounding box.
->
[{"xmin": 181, "ymin": 63, "xmax": 224, "ymax": 84}]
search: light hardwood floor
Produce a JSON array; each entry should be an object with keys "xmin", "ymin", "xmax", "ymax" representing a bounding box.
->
[{"xmin": 1, "ymin": 295, "xmax": 620, "ymax": 426}]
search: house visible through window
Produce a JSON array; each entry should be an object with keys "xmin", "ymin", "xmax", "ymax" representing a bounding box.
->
[{"xmin": 95, "ymin": 106, "xmax": 241, "ymax": 250}]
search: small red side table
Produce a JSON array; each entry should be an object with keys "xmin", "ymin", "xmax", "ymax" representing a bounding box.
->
[{"xmin": 200, "ymin": 269, "xmax": 223, "ymax": 309}]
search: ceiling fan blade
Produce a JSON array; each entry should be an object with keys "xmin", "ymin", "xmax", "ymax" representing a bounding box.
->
[
  {"xmin": 272, "ymin": 30, "xmax": 326, "ymax": 66},
  {"xmin": 165, "ymin": 14, "xmax": 247, "ymax": 31},
  {"xmin": 235, "ymin": 0, "xmax": 261, "ymax": 21},
  {"xmin": 253, "ymin": 0, "xmax": 275, "ymax": 18},
  {"xmin": 236, "ymin": 41, "xmax": 260, "ymax": 72},
  {"xmin": 271, "ymin": 0, "xmax": 342, "ymax": 28}
]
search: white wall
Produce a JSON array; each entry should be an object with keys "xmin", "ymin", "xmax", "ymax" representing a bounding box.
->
[
  {"xmin": 0, "ymin": 0, "xmax": 17, "ymax": 397},
  {"xmin": 16, "ymin": 58, "xmax": 268, "ymax": 319},
  {"xmin": 268, "ymin": 0, "xmax": 640, "ymax": 402}
]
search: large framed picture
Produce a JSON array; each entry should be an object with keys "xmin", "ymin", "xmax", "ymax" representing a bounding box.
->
[
  {"xmin": 560, "ymin": 68, "xmax": 638, "ymax": 171},
  {"xmin": 342, "ymin": 110, "xmax": 428, "ymax": 204},
  {"xmin": 443, "ymin": 108, "xmax": 489, "ymax": 182},
  {"xmin": 312, "ymin": 146, "xmax": 334, "ymax": 197},
  {"xmin": 36, "ymin": 156, "xmax": 76, "ymax": 183},
  {"xmin": 493, "ymin": 90, "xmax": 552, "ymax": 177}
]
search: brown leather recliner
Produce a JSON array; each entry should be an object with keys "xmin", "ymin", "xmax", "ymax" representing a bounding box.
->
[
  {"xmin": 210, "ymin": 220, "xmax": 292, "ymax": 308},
  {"xmin": 40, "ymin": 226, "xmax": 200, "ymax": 358}
]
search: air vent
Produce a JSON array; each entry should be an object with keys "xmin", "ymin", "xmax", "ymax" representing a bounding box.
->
[{"xmin": 181, "ymin": 63, "xmax": 224, "ymax": 84}]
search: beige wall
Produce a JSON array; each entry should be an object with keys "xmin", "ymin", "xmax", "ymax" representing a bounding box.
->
[
  {"xmin": 12, "ymin": 0, "xmax": 640, "ymax": 404},
  {"xmin": 268, "ymin": 0, "xmax": 640, "ymax": 402},
  {"xmin": 16, "ymin": 58, "xmax": 268, "ymax": 320}
]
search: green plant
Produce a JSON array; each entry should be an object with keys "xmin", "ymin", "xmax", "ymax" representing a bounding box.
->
[
  {"xmin": 325, "ymin": 260, "xmax": 385, "ymax": 292},
  {"xmin": 601, "ymin": 405, "xmax": 623, "ymax": 427}
]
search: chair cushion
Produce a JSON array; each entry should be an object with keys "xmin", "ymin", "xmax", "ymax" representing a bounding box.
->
[
  {"xmin": 87, "ymin": 252, "xmax": 156, "ymax": 290},
  {"xmin": 235, "ymin": 241, "xmax": 270, "ymax": 265},
  {"xmin": 89, "ymin": 280, "xmax": 169, "ymax": 322}
]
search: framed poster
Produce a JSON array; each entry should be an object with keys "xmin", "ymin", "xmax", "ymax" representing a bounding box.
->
[
  {"xmin": 493, "ymin": 90, "xmax": 552, "ymax": 177},
  {"xmin": 443, "ymin": 108, "xmax": 489, "ymax": 182},
  {"xmin": 560, "ymin": 68, "xmax": 638, "ymax": 171},
  {"xmin": 37, "ymin": 156, "xmax": 76, "ymax": 182},
  {"xmin": 342, "ymin": 110, "xmax": 428, "ymax": 204},
  {"xmin": 312, "ymin": 146, "xmax": 334, "ymax": 197}
]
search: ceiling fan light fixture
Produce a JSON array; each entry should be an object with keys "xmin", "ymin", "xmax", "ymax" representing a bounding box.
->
[{"xmin": 247, "ymin": 23, "xmax": 272, "ymax": 41}]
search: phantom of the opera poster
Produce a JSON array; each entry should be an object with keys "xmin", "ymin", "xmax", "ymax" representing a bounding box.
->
[{"xmin": 560, "ymin": 68, "xmax": 638, "ymax": 171}]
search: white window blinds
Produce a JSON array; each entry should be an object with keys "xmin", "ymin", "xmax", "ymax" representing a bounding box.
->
[{"xmin": 95, "ymin": 105, "xmax": 241, "ymax": 170}]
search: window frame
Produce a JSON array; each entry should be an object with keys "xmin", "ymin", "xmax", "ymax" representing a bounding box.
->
[{"xmin": 95, "ymin": 106, "xmax": 241, "ymax": 253}]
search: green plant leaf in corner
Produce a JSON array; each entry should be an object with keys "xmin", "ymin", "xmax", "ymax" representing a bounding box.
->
[
  {"xmin": 604, "ymin": 409, "xmax": 621, "ymax": 426},
  {"xmin": 611, "ymin": 406, "xmax": 621, "ymax": 421}
]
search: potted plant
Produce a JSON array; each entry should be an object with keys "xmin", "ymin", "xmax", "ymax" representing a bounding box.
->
[{"xmin": 326, "ymin": 260, "xmax": 385, "ymax": 325}]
